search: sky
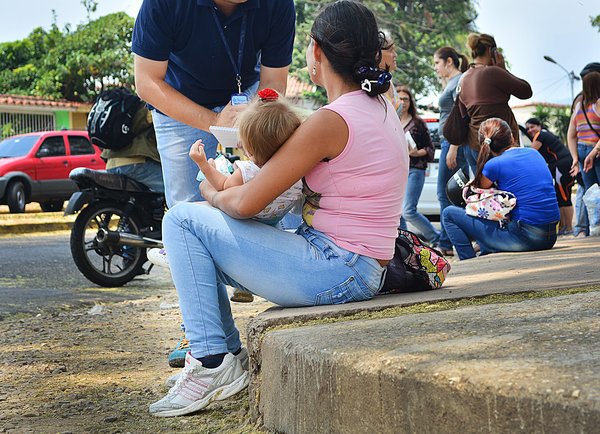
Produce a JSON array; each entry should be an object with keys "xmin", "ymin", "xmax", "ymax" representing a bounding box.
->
[{"xmin": 0, "ymin": 0, "xmax": 598, "ymax": 106}]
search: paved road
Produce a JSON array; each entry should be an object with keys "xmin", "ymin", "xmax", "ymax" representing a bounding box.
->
[{"xmin": 0, "ymin": 232, "xmax": 173, "ymax": 318}]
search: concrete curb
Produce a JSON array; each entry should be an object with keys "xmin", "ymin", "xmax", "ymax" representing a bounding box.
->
[
  {"xmin": 247, "ymin": 236, "xmax": 600, "ymax": 432},
  {"xmin": 256, "ymin": 292, "xmax": 599, "ymax": 433},
  {"xmin": 0, "ymin": 220, "xmax": 73, "ymax": 235}
]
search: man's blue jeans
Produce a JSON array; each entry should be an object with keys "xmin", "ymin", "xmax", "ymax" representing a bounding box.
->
[
  {"xmin": 436, "ymin": 139, "xmax": 468, "ymax": 249},
  {"xmin": 442, "ymin": 206, "xmax": 557, "ymax": 260},
  {"xmin": 151, "ymin": 82, "xmax": 259, "ymax": 208},
  {"xmin": 107, "ymin": 160, "xmax": 165, "ymax": 193},
  {"xmin": 162, "ymin": 203, "xmax": 386, "ymax": 358},
  {"xmin": 400, "ymin": 167, "xmax": 440, "ymax": 243}
]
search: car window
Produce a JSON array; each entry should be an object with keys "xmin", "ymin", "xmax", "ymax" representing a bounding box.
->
[
  {"xmin": 0, "ymin": 135, "xmax": 41, "ymax": 157},
  {"xmin": 37, "ymin": 136, "xmax": 66, "ymax": 157},
  {"xmin": 68, "ymin": 136, "xmax": 95, "ymax": 155}
]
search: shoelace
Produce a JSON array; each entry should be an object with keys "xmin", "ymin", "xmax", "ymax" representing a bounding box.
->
[{"xmin": 177, "ymin": 338, "xmax": 190, "ymax": 350}]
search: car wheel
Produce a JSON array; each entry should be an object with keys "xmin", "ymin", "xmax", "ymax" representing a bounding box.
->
[
  {"xmin": 6, "ymin": 181, "xmax": 26, "ymax": 213},
  {"xmin": 39, "ymin": 200, "xmax": 64, "ymax": 212}
]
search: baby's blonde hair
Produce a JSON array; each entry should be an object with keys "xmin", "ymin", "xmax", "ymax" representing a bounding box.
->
[{"xmin": 236, "ymin": 92, "xmax": 302, "ymax": 167}]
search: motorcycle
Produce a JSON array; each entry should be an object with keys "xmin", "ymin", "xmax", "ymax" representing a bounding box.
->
[{"xmin": 65, "ymin": 167, "xmax": 165, "ymax": 287}]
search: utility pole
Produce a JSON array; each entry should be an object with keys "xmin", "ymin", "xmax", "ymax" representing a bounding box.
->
[{"xmin": 543, "ymin": 55, "xmax": 580, "ymax": 102}]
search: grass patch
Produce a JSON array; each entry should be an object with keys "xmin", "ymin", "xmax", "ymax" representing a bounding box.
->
[{"xmin": 268, "ymin": 285, "xmax": 600, "ymax": 333}]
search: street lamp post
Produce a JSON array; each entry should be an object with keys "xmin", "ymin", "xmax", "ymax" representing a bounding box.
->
[{"xmin": 543, "ymin": 55, "xmax": 580, "ymax": 102}]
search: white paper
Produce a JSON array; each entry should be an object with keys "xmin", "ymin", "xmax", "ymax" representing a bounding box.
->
[
  {"xmin": 405, "ymin": 131, "xmax": 417, "ymax": 152},
  {"xmin": 209, "ymin": 126, "xmax": 239, "ymax": 148}
]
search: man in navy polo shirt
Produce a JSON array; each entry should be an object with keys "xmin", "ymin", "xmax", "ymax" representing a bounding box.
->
[
  {"xmin": 132, "ymin": 0, "xmax": 296, "ymax": 208},
  {"xmin": 132, "ymin": 0, "xmax": 296, "ymax": 369}
]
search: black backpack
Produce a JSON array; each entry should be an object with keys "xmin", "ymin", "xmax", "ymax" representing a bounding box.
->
[{"xmin": 87, "ymin": 87, "xmax": 143, "ymax": 150}]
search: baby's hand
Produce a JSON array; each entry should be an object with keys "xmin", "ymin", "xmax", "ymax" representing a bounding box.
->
[{"xmin": 189, "ymin": 140, "xmax": 208, "ymax": 167}]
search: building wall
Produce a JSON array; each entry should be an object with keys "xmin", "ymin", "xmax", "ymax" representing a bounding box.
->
[{"xmin": 69, "ymin": 112, "xmax": 88, "ymax": 130}]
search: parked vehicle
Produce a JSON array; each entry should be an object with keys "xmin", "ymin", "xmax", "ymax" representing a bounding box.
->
[
  {"xmin": 65, "ymin": 168, "xmax": 165, "ymax": 287},
  {"xmin": 0, "ymin": 131, "xmax": 105, "ymax": 213},
  {"xmin": 418, "ymin": 118, "xmax": 442, "ymax": 217}
]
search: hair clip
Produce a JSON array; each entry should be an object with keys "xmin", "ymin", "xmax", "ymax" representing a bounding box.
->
[
  {"xmin": 483, "ymin": 137, "xmax": 492, "ymax": 145},
  {"xmin": 377, "ymin": 71, "xmax": 392, "ymax": 85},
  {"xmin": 257, "ymin": 88, "xmax": 278, "ymax": 102}
]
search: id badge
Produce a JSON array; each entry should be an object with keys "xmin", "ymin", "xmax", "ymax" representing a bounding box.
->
[{"xmin": 231, "ymin": 93, "xmax": 249, "ymax": 105}]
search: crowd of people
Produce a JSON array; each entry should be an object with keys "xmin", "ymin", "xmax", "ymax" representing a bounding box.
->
[{"xmin": 126, "ymin": 0, "xmax": 598, "ymax": 418}]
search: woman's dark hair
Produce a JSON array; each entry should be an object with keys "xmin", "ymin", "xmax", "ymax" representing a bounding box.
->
[
  {"xmin": 435, "ymin": 47, "xmax": 468, "ymax": 73},
  {"xmin": 466, "ymin": 33, "xmax": 497, "ymax": 60},
  {"xmin": 582, "ymin": 71, "xmax": 600, "ymax": 108},
  {"xmin": 472, "ymin": 118, "xmax": 513, "ymax": 187},
  {"xmin": 525, "ymin": 117, "xmax": 542, "ymax": 127},
  {"xmin": 311, "ymin": 1, "xmax": 390, "ymax": 97},
  {"xmin": 396, "ymin": 85, "xmax": 417, "ymax": 117}
]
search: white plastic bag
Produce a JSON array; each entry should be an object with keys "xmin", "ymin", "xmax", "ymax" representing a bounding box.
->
[{"xmin": 583, "ymin": 183, "xmax": 600, "ymax": 236}]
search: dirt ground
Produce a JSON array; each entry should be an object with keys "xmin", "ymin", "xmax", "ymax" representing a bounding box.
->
[{"xmin": 0, "ymin": 283, "xmax": 275, "ymax": 433}]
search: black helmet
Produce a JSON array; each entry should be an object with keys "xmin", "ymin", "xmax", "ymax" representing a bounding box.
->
[
  {"xmin": 446, "ymin": 168, "xmax": 469, "ymax": 207},
  {"xmin": 580, "ymin": 62, "xmax": 600, "ymax": 78}
]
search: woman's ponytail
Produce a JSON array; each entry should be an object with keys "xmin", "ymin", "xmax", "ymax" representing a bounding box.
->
[{"xmin": 472, "ymin": 118, "xmax": 513, "ymax": 187}]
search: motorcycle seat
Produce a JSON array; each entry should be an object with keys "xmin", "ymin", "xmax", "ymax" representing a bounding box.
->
[{"xmin": 70, "ymin": 168, "xmax": 153, "ymax": 193}]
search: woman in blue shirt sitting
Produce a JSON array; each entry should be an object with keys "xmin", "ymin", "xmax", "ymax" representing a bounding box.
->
[{"xmin": 443, "ymin": 117, "xmax": 559, "ymax": 260}]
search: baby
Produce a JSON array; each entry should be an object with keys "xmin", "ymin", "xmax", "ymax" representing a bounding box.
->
[
  {"xmin": 189, "ymin": 88, "xmax": 304, "ymax": 302},
  {"xmin": 190, "ymin": 88, "xmax": 304, "ymax": 227}
]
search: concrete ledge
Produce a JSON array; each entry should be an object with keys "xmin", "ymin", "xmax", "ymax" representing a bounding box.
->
[
  {"xmin": 256, "ymin": 292, "xmax": 599, "ymax": 433},
  {"xmin": 247, "ymin": 237, "xmax": 600, "ymax": 431}
]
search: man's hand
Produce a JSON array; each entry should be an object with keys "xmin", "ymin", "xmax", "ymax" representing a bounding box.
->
[
  {"xmin": 446, "ymin": 145, "xmax": 459, "ymax": 169},
  {"xmin": 215, "ymin": 103, "xmax": 247, "ymax": 128}
]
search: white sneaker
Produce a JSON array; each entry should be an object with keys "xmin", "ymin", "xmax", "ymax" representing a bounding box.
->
[
  {"xmin": 150, "ymin": 352, "xmax": 249, "ymax": 417},
  {"xmin": 165, "ymin": 347, "xmax": 249, "ymax": 388},
  {"xmin": 147, "ymin": 248, "xmax": 169, "ymax": 268}
]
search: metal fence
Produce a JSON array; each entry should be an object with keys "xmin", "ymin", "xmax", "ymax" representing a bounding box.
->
[{"xmin": 0, "ymin": 111, "xmax": 56, "ymax": 139}]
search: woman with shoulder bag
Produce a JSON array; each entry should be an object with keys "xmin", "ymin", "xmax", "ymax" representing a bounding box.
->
[
  {"xmin": 455, "ymin": 33, "xmax": 532, "ymax": 173},
  {"xmin": 398, "ymin": 85, "xmax": 439, "ymax": 245},
  {"xmin": 569, "ymin": 71, "xmax": 600, "ymax": 188},
  {"xmin": 442, "ymin": 118, "xmax": 559, "ymax": 260}
]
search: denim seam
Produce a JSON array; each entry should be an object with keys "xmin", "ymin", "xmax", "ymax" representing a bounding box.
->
[{"xmin": 179, "ymin": 218, "xmax": 228, "ymax": 358}]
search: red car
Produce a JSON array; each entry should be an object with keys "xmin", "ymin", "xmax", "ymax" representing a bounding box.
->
[{"xmin": 0, "ymin": 131, "xmax": 105, "ymax": 213}]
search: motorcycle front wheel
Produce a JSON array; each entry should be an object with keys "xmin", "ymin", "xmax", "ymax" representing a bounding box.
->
[{"xmin": 70, "ymin": 201, "xmax": 147, "ymax": 287}]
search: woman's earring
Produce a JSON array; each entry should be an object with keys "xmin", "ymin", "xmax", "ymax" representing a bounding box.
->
[{"xmin": 312, "ymin": 65, "xmax": 317, "ymax": 75}]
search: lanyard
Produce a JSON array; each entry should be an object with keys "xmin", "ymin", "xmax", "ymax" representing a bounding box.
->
[{"xmin": 211, "ymin": 9, "xmax": 247, "ymax": 94}]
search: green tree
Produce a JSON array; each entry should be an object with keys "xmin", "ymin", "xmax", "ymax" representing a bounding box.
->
[
  {"xmin": 592, "ymin": 14, "xmax": 600, "ymax": 31},
  {"xmin": 291, "ymin": 0, "xmax": 477, "ymax": 105},
  {"xmin": 0, "ymin": 12, "xmax": 134, "ymax": 102},
  {"xmin": 532, "ymin": 105, "xmax": 571, "ymax": 143}
]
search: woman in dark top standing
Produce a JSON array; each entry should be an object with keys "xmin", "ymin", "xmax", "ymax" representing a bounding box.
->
[
  {"xmin": 525, "ymin": 118, "xmax": 574, "ymax": 234},
  {"xmin": 457, "ymin": 33, "xmax": 532, "ymax": 168},
  {"xmin": 398, "ymin": 85, "xmax": 439, "ymax": 243}
]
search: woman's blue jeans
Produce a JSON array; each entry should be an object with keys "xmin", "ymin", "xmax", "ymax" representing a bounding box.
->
[
  {"xmin": 436, "ymin": 139, "xmax": 468, "ymax": 249},
  {"xmin": 442, "ymin": 206, "xmax": 557, "ymax": 260},
  {"xmin": 400, "ymin": 167, "xmax": 440, "ymax": 243},
  {"xmin": 578, "ymin": 143, "xmax": 600, "ymax": 194},
  {"xmin": 162, "ymin": 203, "xmax": 386, "ymax": 358}
]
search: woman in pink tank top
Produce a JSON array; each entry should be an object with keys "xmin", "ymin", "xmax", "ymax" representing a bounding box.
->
[{"xmin": 148, "ymin": 1, "xmax": 409, "ymax": 417}]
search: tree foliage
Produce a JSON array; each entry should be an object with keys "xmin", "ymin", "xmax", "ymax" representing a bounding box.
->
[
  {"xmin": 532, "ymin": 105, "xmax": 571, "ymax": 143},
  {"xmin": 292, "ymin": 0, "xmax": 477, "ymax": 104},
  {"xmin": 592, "ymin": 14, "xmax": 600, "ymax": 31},
  {"xmin": 0, "ymin": 12, "xmax": 134, "ymax": 102}
]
